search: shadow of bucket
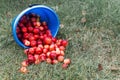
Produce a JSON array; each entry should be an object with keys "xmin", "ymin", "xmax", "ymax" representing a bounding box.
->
[{"xmin": 11, "ymin": 5, "xmax": 60, "ymax": 49}]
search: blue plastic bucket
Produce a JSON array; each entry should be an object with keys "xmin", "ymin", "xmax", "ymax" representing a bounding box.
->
[{"xmin": 12, "ymin": 5, "xmax": 60, "ymax": 49}]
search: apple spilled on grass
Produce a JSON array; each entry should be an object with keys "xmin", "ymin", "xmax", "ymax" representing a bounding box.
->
[{"xmin": 17, "ymin": 13, "xmax": 71, "ymax": 73}]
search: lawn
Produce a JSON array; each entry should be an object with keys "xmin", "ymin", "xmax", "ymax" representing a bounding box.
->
[{"xmin": 0, "ymin": 0, "xmax": 120, "ymax": 80}]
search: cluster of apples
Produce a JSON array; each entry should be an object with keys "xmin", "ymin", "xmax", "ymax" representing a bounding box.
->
[{"xmin": 16, "ymin": 13, "xmax": 71, "ymax": 73}]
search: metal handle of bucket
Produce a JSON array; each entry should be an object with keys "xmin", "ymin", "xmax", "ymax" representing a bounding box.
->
[{"xmin": 29, "ymin": 4, "xmax": 40, "ymax": 7}]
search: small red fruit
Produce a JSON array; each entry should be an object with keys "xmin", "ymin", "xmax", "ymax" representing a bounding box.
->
[
  {"xmin": 30, "ymin": 40, "xmax": 37, "ymax": 47},
  {"xmin": 28, "ymin": 47, "xmax": 35, "ymax": 54},
  {"xmin": 44, "ymin": 37, "xmax": 52, "ymax": 45},
  {"xmin": 62, "ymin": 63, "xmax": 68, "ymax": 69},
  {"xmin": 23, "ymin": 33, "xmax": 29, "ymax": 39},
  {"xmin": 27, "ymin": 54, "xmax": 35, "ymax": 64},
  {"xmin": 33, "ymin": 28, "xmax": 40, "ymax": 34},
  {"xmin": 63, "ymin": 58, "xmax": 71, "ymax": 65},
  {"xmin": 50, "ymin": 52, "xmax": 57, "ymax": 60},
  {"xmin": 49, "ymin": 44, "xmax": 55, "ymax": 51},
  {"xmin": 28, "ymin": 26, "xmax": 33, "ymax": 32},
  {"xmin": 61, "ymin": 40, "xmax": 68, "ymax": 47},
  {"xmin": 35, "ymin": 47, "xmax": 42, "ymax": 54},
  {"xmin": 29, "ymin": 36, "xmax": 35, "ymax": 41},
  {"xmin": 19, "ymin": 66, "xmax": 28, "ymax": 73},
  {"xmin": 46, "ymin": 58, "xmax": 52, "ymax": 64},
  {"xmin": 24, "ymin": 49, "xmax": 29, "ymax": 55},
  {"xmin": 52, "ymin": 60, "xmax": 58, "ymax": 64},
  {"xmin": 23, "ymin": 39, "xmax": 30, "ymax": 46},
  {"xmin": 21, "ymin": 27, "xmax": 27, "ymax": 33},
  {"xmin": 21, "ymin": 60, "xmax": 29, "ymax": 67},
  {"xmin": 36, "ymin": 21, "xmax": 41, "ymax": 27},
  {"xmin": 57, "ymin": 55, "xmax": 64, "ymax": 62}
]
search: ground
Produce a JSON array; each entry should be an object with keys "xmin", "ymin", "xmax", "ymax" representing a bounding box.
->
[{"xmin": 0, "ymin": 0, "xmax": 120, "ymax": 80}]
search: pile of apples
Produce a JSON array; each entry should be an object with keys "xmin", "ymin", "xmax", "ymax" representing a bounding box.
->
[{"xmin": 16, "ymin": 13, "xmax": 71, "ymax": 73}]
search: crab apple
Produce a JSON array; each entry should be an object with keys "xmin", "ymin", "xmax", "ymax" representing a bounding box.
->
[
  {"xmin": 44, "ymin": 45, "xmax": 50, "ymax": 50},
  {"xmin": 62, "ymin": 63, "xmax": 68, "ymax": 69},
  {"xmin": 59, "ymin": 46, "xmax": 65, "ymax": 51},
  {"xmin": 19, "ymin": 66, "xmax": 28, "ymax": 73},
  {"xmin": 46, "ymin": 30, "xmax": 52, "ymax": 36},
  {"xmin": 24, "ymin": 49, "xmax": 29, "ymax": 55},
  {"xmin": 61, "ymin": 40, "xmax": 68, "ymax": 47},
  {"xmin": 18, "ymin": 23, "xmax": 24, "ymax": 27},
  {"xmin": 42, "ymin": 21, "xmax": 47, "ymax": 26},
  {"xmin": 38, "ymin": 44, "xmax": 43, "ymax": 48},
  {"xmin": 39, "ymin": 35, "xmax": 44, "ymax": 40},
  {"xmin": 35, "ymin": 47, "xmax": 42, "ymax": 54},
  {"xmin": 40, "ymin": 54, "xmax": 46, "ymax": 61},
  {"xmin": 30, "ymin": 40, "xmax": 37, "ymax": 47},
  {"xmin": 49, "ymin": 44, "xmax": 55, "ymax": 51},
  {"xmin": 46, "ymin": 58, "xmax": 52, "ymax": 64},
  {"xmin": 64, "ymin": 58, "xmax": 71, "ymax": 65},
  {"xmin": 60, "ymin": 50, "xmax": 65, "ymax": 56},
  {"xmin": 21, "ymin": 60, "xmax": 29, "ymax": 67},
  {"xmin": 36, "ymin": 21, "xmax": 41, "ymax": 27},
  {"xmin": 28, "ymin": 26, "xmax": 33, "ymax": 32},
  {"xmin": 56, "ymin": 40, "xmax": 62, "ymax": 46},
  {"xmin": 52, "ymin": 60, "xmax": 58, "ymax": 64},
  {"xmin": 34, "ymin": 34, "xmax": 39, "ymax": 40},
  {"xmin": 33, "ymin": 28, "xmax": 40, "ymax": 34},
  {"xmin": 44, "ymin": 25, "xmax": 48, "ymax": 30},
  {"xmin": 34, "ymin": 59, "xmax": 41, "ymax": 65},
  {"xmin": 55, "ymin": 48, "xmax": 61, "ymax": 55},
  {"xmin": 52, "ymin": 37, "xmax": 57, "ymax": 43},
  {"xmin": 43, "ymin": 48, "xmax": 48, "ymax": 54},
  {"xmin": 37, "ymin": 40, "xmax": 42, "ymax": 45},
  {"xmin": 44, "ymin": 37, "xmax": 52, "ymax": 45},
  {"xmin": 23, "ymin": 39, "xmax": 30, "ymax": 46},
  {"xmin": 39, "ymin": 26, "xmax": 44, "ymax": 31},
  {"xmin": 28, "ymin": 47, "xmax": 35, "ymax": 54},
  {"xmin": 27, "ymin": 54, "xmax": 35, "ymax": 64},
  {"xmin": 29, "ymin": 36, "xmax": 35, "ymax": 41},
  {"xmin": 23, "ymin": 32, "xmax": 29, "ymax": 39},
  {"xmin": 21, "ymin": 27, "xmax": 27, "ymax": 33},
  {"xmin": 46, "ymin": 52, "xmax": 51, "ymax": 58},
  {"xmin": 50, "ymin": 52, "xmax": 57, "ymax": 60},
  {"xmin": 57, "ymin": 55, "xmax": 64, "ymax": 62},
  {"xmin": 34, "ymin": 54, "xmax": 40, "ymax": 60}
]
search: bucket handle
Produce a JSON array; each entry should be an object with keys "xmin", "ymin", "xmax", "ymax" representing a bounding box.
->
[{"xmin": 29, "ymin": 4, "xmax": 40, "ymax": 7}]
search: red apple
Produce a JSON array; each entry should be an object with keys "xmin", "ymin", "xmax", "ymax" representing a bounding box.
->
[
  {"xmin": 62, "ymin": 63, "xmax": 68, "ymax": 69},
  {"xmin": 28, "ymin": 47, "xmax": 35, "ymax": 54},
  {"xmin": 61, "ymin": 40, "xmax": 68, "ymax": 47},
  {"xmin": 23, "ymin": 32, "xmax": 29, "ymax": 39},
  {"xmin": 30, "ymin": 40, "xmax": 37, "ymax": 47},
  {"xmin": 33, "ymin": 28, "xmax": 40, "ymax": 34},
  {"xmin": 43, "ymin": 37, "xmax": 52, "ymax": 45},
  {"xmin": 46, "ymin": 58, "xmax": 52, "ymax": 64},
  {"xmin": 35, "ymin": 47, "xmax": 42, "ymax": 54},
  {"xmin": 21, "ymin": 27, "xmax": 27, "ymax": 33},
  {"xmin": 27, "ymin": 54, "xmax": 35, "ymax": 64},
  {"xmin": 57, "ymin": 55, "xmax": 64, "ymax": 62},
  {"xmin": 23, "ymin": 39, "xmax": 30, "ymax": 46},
  {"xmin": 21, "ymin": 60, "xmax": 29, "ymax": 67},
  {"xmin": 52, "ymin": 60, "xmax": 58, "ymax": 64},
  {"xmin": 19, "ymin": 66, "xmax": 28, "ymax": 73},
  {"xmin": 50, "ymin": 52, "xmax": 57, "ymax": 60},
  {"xmin": 28, "ymin": 26, "xmax": 33, "ymax": 32},
  {"xmin": 63, "ymin": 58, "xmax": 71, "ymax": 65}
]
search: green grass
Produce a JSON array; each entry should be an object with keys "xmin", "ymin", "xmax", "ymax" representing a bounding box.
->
[{"xmin": 0, "ymin": 0, "xmax": 120, "ymax": 80}]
